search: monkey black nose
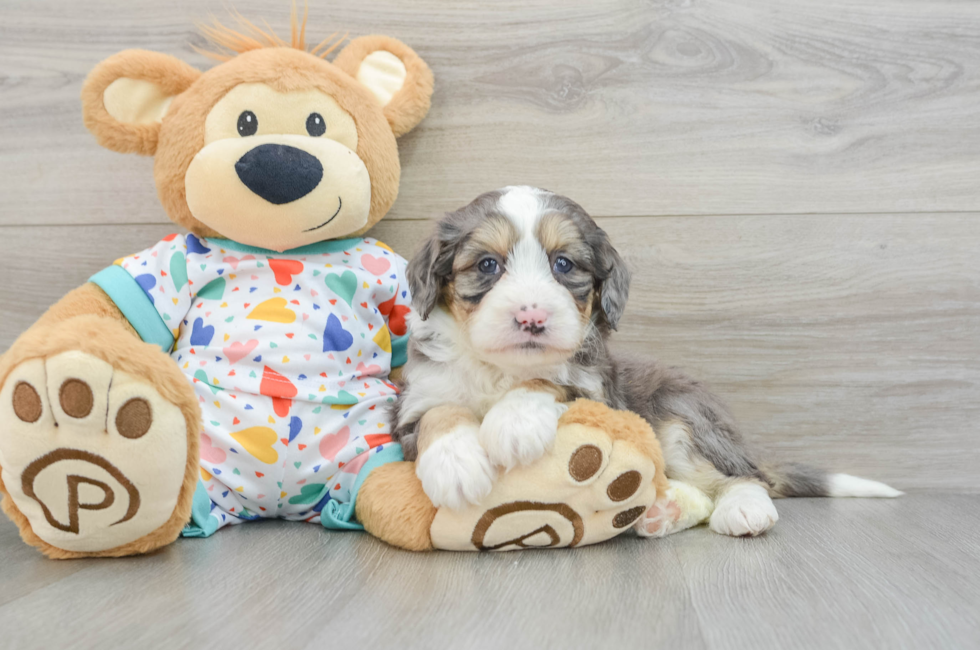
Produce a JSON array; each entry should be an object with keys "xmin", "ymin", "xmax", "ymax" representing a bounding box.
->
[{"xmin": 235, "ymin": 144, "xmax": 323, "ymax": 205}]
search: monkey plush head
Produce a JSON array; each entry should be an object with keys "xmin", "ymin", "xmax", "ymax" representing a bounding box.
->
[{"xmin": 81, "ymin": 19, "xmax": 433, "ymax": 252}]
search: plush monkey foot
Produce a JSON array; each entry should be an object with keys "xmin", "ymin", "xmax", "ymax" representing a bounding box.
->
[
  {"xmin": 358, "ymin": 401, "xmax": 668, "ymax": 551},
  {"xmin": 0, "ymin": 317, "xmax": 200, "ymax": 558}
]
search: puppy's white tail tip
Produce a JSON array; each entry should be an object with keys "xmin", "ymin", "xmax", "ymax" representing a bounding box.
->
[{"xmin": 828, "ymin": 473, "xmax": 903, "ymax": 498}]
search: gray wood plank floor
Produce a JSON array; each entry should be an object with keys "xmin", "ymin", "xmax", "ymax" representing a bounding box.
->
[{"xmin": 1, "ymin": 495, "xmax": 978, "ymax": 650}]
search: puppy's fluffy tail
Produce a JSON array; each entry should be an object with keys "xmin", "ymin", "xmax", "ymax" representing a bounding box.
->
[{"xmin": 762, "ymin": 463, "xmax": 903, "ymax": 499}]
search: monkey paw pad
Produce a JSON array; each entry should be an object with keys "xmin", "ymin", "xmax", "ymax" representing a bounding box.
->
[
  {"xmin": 429, "ymin": 418, "xmax": 658, "ymax": 551},
  {"xmin": 0, "ymin": 352, "xmax": 187, "ymax": 553}
]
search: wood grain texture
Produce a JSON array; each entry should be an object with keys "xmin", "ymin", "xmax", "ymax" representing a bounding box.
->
[
  {"xmin": 0, "ymin": 496, "xmax": 977, "ymax": 650},
  {"xmin": 3, "ymin": 0, "xmax": 980, "ymax": 225},
  {"xmin": 673, "ymin": 496, "xmax": 980, "ymax": 650},
  {"xmin": 0, "ymin": 215, "xmax": 976, "ymax": 490}
]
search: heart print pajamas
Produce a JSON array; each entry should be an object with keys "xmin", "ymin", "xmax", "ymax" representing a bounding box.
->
[{"xmin": 90, "ymin": 233, "xmax": 411, "ymax": 536}]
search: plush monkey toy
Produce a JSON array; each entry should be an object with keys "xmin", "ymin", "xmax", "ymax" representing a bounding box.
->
[{"xmin": 0, "ymin": 16, "xmax": 711, "ymax": 558}]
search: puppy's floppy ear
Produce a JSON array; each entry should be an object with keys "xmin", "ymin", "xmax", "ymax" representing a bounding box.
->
[
  {"xmin": 406, "ymin": 226, "xmax": 453, "ymax": 320},
  {"xmin": 81, "ymin": 50, "xmax": 200, "ymax": 156},
  {"xmin": 592, "ymin": 229, "xmax": 631, "ymax": 330},
  {"xmin": 333, "ymin": 36, "xmax": 434, "ymax": 138}
]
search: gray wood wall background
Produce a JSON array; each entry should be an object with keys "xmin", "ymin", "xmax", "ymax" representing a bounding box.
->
[{"xmin": 1, "ymin": 0, "xmax": 977, "ymax": 491}]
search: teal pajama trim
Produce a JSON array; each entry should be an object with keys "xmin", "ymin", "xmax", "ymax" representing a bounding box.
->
[
  {"xmin": 321, "ymin": 444, "xmax": 405, "ymax": 531},
  {"xmin": 390, "ymin": 333, "xmax": 410, "ymax": 369},
  {"xmin": 181, "ymin": 480, "xmax": 221, "ymax": 538},
  {"xmin": 207, "ymin": 237, "xmax": 361, "ymax": 256},
  {"xmin": 90, "ymin": 265, "xmax": 175, "ymax": 353}
]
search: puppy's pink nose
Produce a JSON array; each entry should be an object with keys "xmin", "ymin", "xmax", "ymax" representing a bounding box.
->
[{"xmin": 515, "ymin": 305, "xmax": 549, "ymax": 329}]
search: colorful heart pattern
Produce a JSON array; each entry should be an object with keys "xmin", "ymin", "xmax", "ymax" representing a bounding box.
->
[
  {"xmin": 319, "ymin": 426, "xmax": 350, "ymax": 461},
  {"xmin": 322, "ymin": 313, "xmax": 354, "ymax": 352},
  {"xmin": 113, "ymin": 233, "xmax": 410, "ymax": 529},
  {"xmin": 269, "ymin": 259, "xmax": 305, "ymax": 286},
  {"xmin": 247, "ymin": 298, "xmax": 296, "ymax": 323},
  {"xmin": 190, "ymin": 317, "xmax": 215, "ymax": 347},
  {"xmin": 324, "ymin": 270, "xmax": 357, "ymax": 306},
  {"xmin": 199, "ymin": 433, "xmax": 227, "ymax": 464},
  {"xmin": 223, "ymin": 339, "xmax": 259, "ymax": 364},
  {"xmin": 197, "ymin": 277, "xmax": 225, "ymax": 300},
  {"xmin": 170, "ymin": 252, "xmax": 188, "ymax": 290},
  {"xmin": 360, "ymin": 254, "xmax": 391, "ymax": 276},
  {"xmin": 223, "ymin": 254, "xmax": 255, "ymax": 270},
  {"xmin": 231, "ymin": 426, "xmax": 279, "ymax": 465}
]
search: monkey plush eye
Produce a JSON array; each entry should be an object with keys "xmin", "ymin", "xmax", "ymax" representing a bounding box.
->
[
  {"xmin": 306, "ymin": 113, "xmax": 326, "ymax": 137},
  {"xmin": 237, "ymin": 111, "xmax": 258, "ymax": 136},
  {"xmin": 478, "ymin": 258, "xmax": 500, "ymax": 275},
  {"xmin": 553, "ymin": 256, "xmax": 573, "ymax": 274}
]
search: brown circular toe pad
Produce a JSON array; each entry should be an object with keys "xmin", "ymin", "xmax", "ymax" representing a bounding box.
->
[
  {"xmin": 59, "ymin": 379, "xmax": 94, "ymax": 418},
  {"xmin": 607, "ymin": 470, "xmax": 642, "ymax": 502},
  {"xmin": 568, "ymin": 444, "xmax": 603, "ymax": 481},
  {"xmin": 116, "ymin": 398, "xmax": 152, "ymax": 439},
  {"xmin": 613, "ymin": 506, "xmax": 647, "ymax": 529},
  {"xmin": 13, "ymin": 382, "xmax": 43, "ymax": 423}
]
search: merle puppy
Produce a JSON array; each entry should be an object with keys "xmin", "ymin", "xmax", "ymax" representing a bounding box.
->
[{"xmin": 392, "ymin": 186, "xmax": 899, "ymax": 537}]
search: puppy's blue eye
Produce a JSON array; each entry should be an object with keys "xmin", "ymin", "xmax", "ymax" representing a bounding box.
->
[
  {"xmin": 553, "ymin": 256, "xmax": 573, "ymax": 274},
  {"xmin": 478, "ymin": 258, "xmax": 499, "ymax": 274}
]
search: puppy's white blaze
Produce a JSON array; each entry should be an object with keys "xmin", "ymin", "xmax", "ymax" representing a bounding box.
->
[
  {"xmin": 415, "ymin": 424, "xmax": 496, "ymax": 510},
  {"xmin": 828, "ymin": 473, "xmax": 903, "ymax": 498},
  {"xmin": 498, "ymin": 185, "xmax": 545, "ymax": 236},
  {"xmin": 508, "ymin": 235, "xmax": 551, "ymax": 279}
]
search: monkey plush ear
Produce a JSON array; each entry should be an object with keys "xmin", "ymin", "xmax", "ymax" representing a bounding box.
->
[
  {"xmin": 333, "ymin": 36, "xmax": 434, "ymax": 138},
  {"xmin": 81, "ymin": 50, "xmax": 200, "ymax": 156}
]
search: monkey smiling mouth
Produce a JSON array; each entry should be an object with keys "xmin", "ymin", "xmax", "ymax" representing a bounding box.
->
[{"xmin": 303, "ymin": 196, "xmax": 343, "ymax": 232}]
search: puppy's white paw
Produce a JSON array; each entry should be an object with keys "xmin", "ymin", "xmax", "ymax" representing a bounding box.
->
[
  {"xmin": 479, "ymin": 389, "xmax": 567, "ymax": 470},
  {"xmin": 709, "ymin": 483, "xmax": 779, "ymax": 537},
  {"xmin": 416, "ymin": 424, "xmax": 496, "ymax": 510}
]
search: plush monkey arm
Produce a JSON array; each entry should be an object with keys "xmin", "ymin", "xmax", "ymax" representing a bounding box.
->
[
  {"xmin": 33, "ymin": 283, "xmax": 135, "ymax": 333},
  {"xmin": 355, "ymin": 462, "xmax": 437, "ymax": 551}
]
